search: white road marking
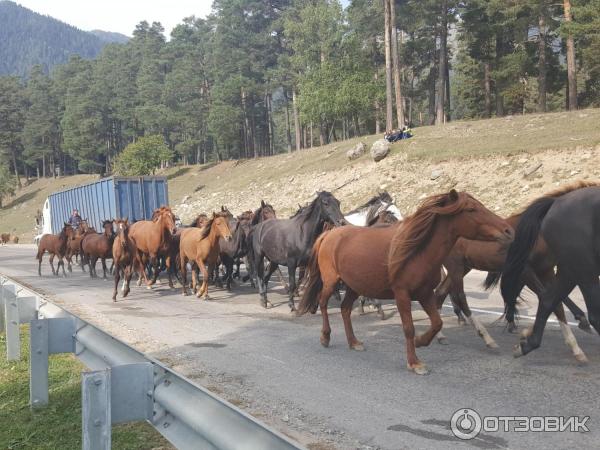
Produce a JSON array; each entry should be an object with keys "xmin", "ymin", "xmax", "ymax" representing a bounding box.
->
[{"xmin": 441, "ymin": 304, "xmax": 580, "ymax": 327}]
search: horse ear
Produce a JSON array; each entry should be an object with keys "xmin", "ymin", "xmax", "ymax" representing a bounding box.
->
[
  {"xmin": 221, "ymin": 205, "xmax": 226, "ymax": 212},
  {"xmin": 212, "ymin": 212, "xmax": 217, "ymax": 218},
  {"xmin": 448, "ymin": 189, "xmax": 459, "ymax": 202},
  {"xmin": 261, "ymin": 200, "xmax": 266, "ymax": 207}
]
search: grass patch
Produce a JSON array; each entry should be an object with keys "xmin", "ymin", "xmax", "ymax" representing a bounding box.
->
[{"xmin": 0, "ymin": 327, "xmax": 172, "ymax": 449}]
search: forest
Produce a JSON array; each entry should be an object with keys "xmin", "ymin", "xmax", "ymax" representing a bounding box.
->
[{"xmin": 0, "ymin": 0, "xmax": 599, "ymax": 190}]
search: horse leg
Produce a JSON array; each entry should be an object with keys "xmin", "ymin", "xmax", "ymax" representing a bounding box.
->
[
  {"xmin": 456, "ymin": 291, "xmax": 498, "ymax": 348},
  {"xmin": 224, "ymin": 257, "xmax": 234, "ymax": 291},
  {"xmin": 580, "ymin": 281, "xmax": 600, "ymax": 336},
  {"xmin": 37, "ymin": 250, "xmax": 43, "ymax": 276},
  {"xmin": 180, "ymin": 255, "xmax": 189, "ymax": 296},
  {"xmin": 562, "ymin": 296, "xmax": 592, "ymax": 332},
  {"xmin": 123, "ymin": 264, "xmax": 133, "ymax": 297},
  {"xmin": 414, "ymin": 292, "xmax": 444, "ymax": 349},
  {"xmin": 515, "ymin": 274, "xmax": 575, "ymax": 358},
  {"xmin": 89, "ymin": 256, "xmax": 97, "ymax": 278},
  {"xmin": 149, "ymin": 254, "xmax": 159, "ymax": 286},
  {"xmin": 259, "ymin": 259, "xmax": 277, "ymax": 308},
  {"xmin": 340, "ymin": 289, "xmax": 363, "ymax": 350},
  {"xmin": 287, "ymin": 261, "xmax": 297, "ymax": 312},
  {"xmin": 101, "ymin": 258, "xmax": 108, "ymax": 279},
  {"xmin": 393, "ymin": 289, "xmax": 427, "ymax": 375},
  {"xmin": 49, "ymin": 254, "xmax": 56, "ymax": 276},
  {"xmin": 196, "ymin": 260, "xmax": 210, "ymax": 299},
  {"xmin": 165, "ymin": 256, "xmax": 174, "ymax": 289},
  {"xmin": 112, "ymin": 266, "xmax": 121, "ymax": 302},
  {"xmin": 526, "ymin": 268, "xmax": 586, "ymax": 360},
  {"xmin": 317, "ymin": 281, "xmax": 338, "ymax": 348}
]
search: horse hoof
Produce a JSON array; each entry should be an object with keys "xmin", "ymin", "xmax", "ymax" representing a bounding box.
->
[
  {"xmin": 437, "ymin": 336, "xmax": 449, "ymax": 345},
  {"xmin": 486, "ymin": 341, "xmax": 499, "ymax": 349},
  {"xmin": 575, "ymin": 353, "xmax": 589, "ymax": 365},
  {"xmin": 507, "ymin": 322, "xmax": 518, "ymax": 333},
  {"xmin": 578, "ymin": 317, "xmax": 592, "ymax": 333},
  {"xmin": 350, "ymin": 342, "xmax": 365, "ymax": 351},
  {"xmin": 320, "ymin": 338, "xmax": 330, "ymax": 348},
  {"xmin": 409, "ymin": 364, "xmax": 430, "ymax": 375},
  {"xmin": 203, "ymin": 295, "xmax": 210, "ymax": 300},
  {"xmin": 513, "ymin": 343, "xmax": 524, "ymax": 358}
]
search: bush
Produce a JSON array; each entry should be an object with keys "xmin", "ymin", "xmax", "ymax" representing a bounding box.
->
[{"xmin": 113, "ymin": 135, "xmax": 173, "ymax": 176}]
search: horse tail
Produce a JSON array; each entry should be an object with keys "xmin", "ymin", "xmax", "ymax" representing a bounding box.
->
[
  {"xmin": 500, "ymin": 196, "xmax": 555, "ymax": 322},
  {"xmin": 483, "ymin": 271, "xmax": 501, "ymax": 290},
  {"xmin": 297, "ymin": 233, "xmax": 326, "ymax": 316}
]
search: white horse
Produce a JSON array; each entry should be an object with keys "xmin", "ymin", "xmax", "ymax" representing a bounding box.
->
[{"xmin": 344, "ymin": 192, "xmax": 403, "ymax": 226}]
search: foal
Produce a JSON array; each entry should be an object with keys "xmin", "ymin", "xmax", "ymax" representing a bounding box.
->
[{"xmin": 36, "ymin": 223, "xmax": 75, "ymax": 276}]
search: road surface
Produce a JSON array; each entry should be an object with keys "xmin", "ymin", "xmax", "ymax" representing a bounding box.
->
[{"xmin": 1, "ymin": 245, "xmax": 599, "ymax": 449}]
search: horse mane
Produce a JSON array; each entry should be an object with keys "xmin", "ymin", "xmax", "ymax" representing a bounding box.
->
[
  {"xmin": 508, "ymin": 180, "xmax": 600, "ymax": 221},
  {"xmin": 252, "ymin": 203, "xmax": 275, "ymax": 225},
  {"xmin": 293, "ymin": 196, "xmax": 322, "ymax": 225},
  {"xmin": 389, "ymin": 191, "xmax": 470, "ymax": 273},
  {"xmin": 346, "ymin": 191, "xmax": 393, "ymax": 215},
  {"xmin": 200, "ymin": 212, "xmax": 229, "ymax": 240},
  {"xmin": 152, "ymin": 206, "xmax": 174, "ymax": 222}
]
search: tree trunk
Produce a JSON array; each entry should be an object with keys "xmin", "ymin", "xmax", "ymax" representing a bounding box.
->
[
  {"xmin": 374, "ymin": 70, "xmax": 381, "ymax": 134},
  {"xmin": 538, "ymin": 13, "xmax": 547, "ymax": 112},
  {"xmin": 292, "ymin": 88, "xmax": 301, "ymax": 151},
  {"xmin": 436, "ymin": 0, "xmax": 448, "ymax": 126},
  {"xmin": 319, "ymin": 121, "xmax": 326, "ymax": 146},
  {"xmin": 495, "ymin": 34, "xmax": 504, "ymax": 116},
  {"xmin": 266, "ymin": 91, "xmax": 274, "ymax": 156},
  {"xmin": 389, "ymin": 0, "xmax": 404, "ymax": 128},
  {"xmin": 284, "ymin": 91, "xmax": 292, "ymax": 153},
  {"xmin": 428, "ymin": 66, "xmax": 436, "ymax": 125},
  {"xmin": 42, "ymin": 153, "xmax": 46, "ymax": 178},
  {"xmin": 484, "ymin": 62, "xmax": 492, "ymax": 117},
  {"xmin": 563, "ymin": 0, "xmax": 577, "ymax": 110},
  {"xmin": 11, "ymin": 149, "xmax": 21, "ymax": 188},
  {"xmin": 383, "ymin": 0, "xmax": 394, "ymax": 131}
]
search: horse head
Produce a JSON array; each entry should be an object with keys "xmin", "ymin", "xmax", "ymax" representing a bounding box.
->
[
  {"xmin": 213, "ymin": 212, "xmax": 233, "ymax": 242},
  {"xmin": 315, "ymin": 191, "xmax": 345, "ymax": 226},
  {"xmin": 102, "ymin": 219, "xmax": 115, "ymax": 237},
  {"xmin": 154, "ymin": 206, "xmax": 177, "ymax": 235}
]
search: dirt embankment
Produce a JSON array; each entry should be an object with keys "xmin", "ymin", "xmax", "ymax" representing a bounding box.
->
[{"xmin": 173, "ymin": 145, "xmax": 600, "ymax": 222}]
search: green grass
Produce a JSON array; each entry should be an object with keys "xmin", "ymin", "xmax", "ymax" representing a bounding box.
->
[{"xmin": 0, "ymin": 327, "xmax": 172, "ymax": 450}]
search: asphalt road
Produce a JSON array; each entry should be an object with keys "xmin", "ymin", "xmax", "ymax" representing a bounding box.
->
[{"xmin": 1, "ymin": 245, "xmax": 599, "ymax": 449}]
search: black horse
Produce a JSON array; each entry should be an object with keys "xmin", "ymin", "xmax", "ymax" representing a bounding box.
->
[
  {"xmin": 217, "ymin": 215, "xmax": 252, "ymax": 290},
  {"xmin": 249, "ymin": 191, "xmax": 345, "ymax": 311},
  {"xmin": 499, "ymin": 182, "xmax": 600, "ymax": 359}
]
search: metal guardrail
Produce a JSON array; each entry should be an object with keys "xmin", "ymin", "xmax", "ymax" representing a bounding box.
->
[{"xmin": 0, "ymin": 275, "xmax": 304, "ymax": 450}]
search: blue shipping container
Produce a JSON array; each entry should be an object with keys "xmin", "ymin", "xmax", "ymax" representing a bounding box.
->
[{"xmin": 48, "ymin": 176, "xmax": 169, "ymax": 233}]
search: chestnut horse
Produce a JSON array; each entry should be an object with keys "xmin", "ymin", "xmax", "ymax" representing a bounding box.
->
[
  {"xmin": 179, "ymin": 213, "xmax": 233, "ymax": 298},
  {"xmin": 65, "ymin": 219, "xmax": 90, "ymax": 272},
  {"xmin": 81, "ymin": 220, "xmax": 115, "ymax": 279},
  {"xmin": 36, "ymin": 223, "xmax": 75, "ymax": 276},
  {"xmin": 128, "ymin": 206, "xmax": 177, "ymax": 286},
  {"xmin": 298, "ymin": 190, "xmax": 514, "ymax": 375},
  {"xmin": 111, "ymin": 219, "xmax": 140, "ymax": 301}
]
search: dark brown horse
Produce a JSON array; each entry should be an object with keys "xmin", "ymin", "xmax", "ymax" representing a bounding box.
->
[
  {"xmin": 128, "ymin": 206, "xmax": 177, "ymax": 286},
  {"xmin": 298, "ymin": 190, "xmax": 514, "ymax": 375},
  {"xmin": 81, "ymin": 220, "xmax": 115, "ymax": 279},
  {"xmin": 65, "ymin": 220, "xmax": 91, "ymax": 272},
  {"xmin": 36, "ymin": 223, "xmax": 75, "ymax": 276}
]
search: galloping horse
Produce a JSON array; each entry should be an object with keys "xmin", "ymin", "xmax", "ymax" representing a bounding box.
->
[
  {"xmin": 179, "ymin": 213, "xmax": 233, "ymax": 298},
  {"xmin": 249, "ymin": 191, "xmax": 345, "ymax": 311},
  {"xmin": 243, "ymin": 201, "xmax": 277, "ymax": 287},
  {"xmin": 111, "ymin": 219, "xmax": 138, "ymax": 301},
  {"xmin": 298, "ymin": 190, "xmax": 513, "ymax": 375},
  {"xmin": 128, "ymin": 206, "xmax": 177, "ymax": 287},
  {"xmin": 497, "ymin": 182, "xmax": 600, "ymax": 361},
  {"xmin": 218, "ymin": 213, "xmax": 252, "ymax": 290},
  {"xmin": 36, "ymin": 223, "xmax": 75, "ymax": 276},
  {"xmin": 81, "ymin": 220, "xmax": 115, "ymax": 279},
  {"xmin": 434, "ymin": 207, "xmax": 589, "ymax": 360}
]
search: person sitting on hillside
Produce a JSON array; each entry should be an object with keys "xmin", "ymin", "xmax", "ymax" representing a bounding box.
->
[{"xmin": 68, "ymin": 208, "xmax": 83, "ymax": 229}]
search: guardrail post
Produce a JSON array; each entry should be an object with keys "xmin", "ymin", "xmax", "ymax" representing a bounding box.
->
[
  {"xmin": 4, "ymin": 284, "xmax": 19, "ymax": 360},
  {"xmin": 30, "ymin": 318, "xmax": 49, "ymax": 407},
  {"xmin": 82, "ymin": 369, "xmax": 111, "ymax": 450},
  {"xmin": 0, "ymin": 282, "xmax": 5, "ymax": 334}
]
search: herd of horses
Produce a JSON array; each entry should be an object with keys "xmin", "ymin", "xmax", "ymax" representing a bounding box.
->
[{"xmin": 34, "ymin": 182, "xmax": 600, "ymax": 375}]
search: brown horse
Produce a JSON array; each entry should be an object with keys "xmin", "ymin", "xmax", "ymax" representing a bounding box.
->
[
  {"xmin": 128, "ymin": 206, "xmax": 177, "ymax": 286},
  {"xmin": 36, "ymin": 223, "xmax": 75, "ymax": 276},
  {"xmin": 66, "ymin": 220, "xmax": 92, "ymax": 272},
  {"xmin": 81, "ymin": 220, "xmax": 115, "ymax": 279},
  {"xmin": 111, "ymin": 219, "xmax": 140, "ymax": 301},
  {"xmin": 298, "ymin": 190, "xmax": 514, "ymax": 375},
  {"xmin": 179, "ymin": 213, "xmax": 233, "ymax": 298}
]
